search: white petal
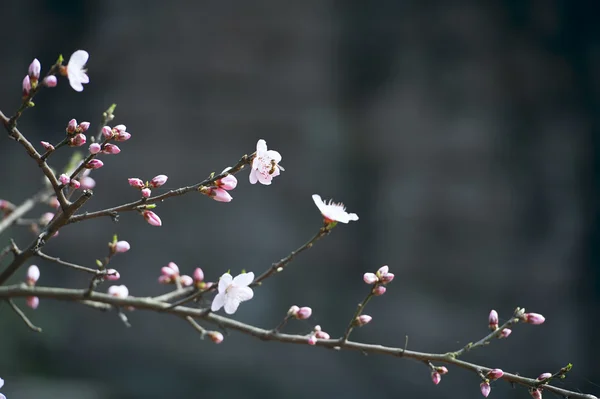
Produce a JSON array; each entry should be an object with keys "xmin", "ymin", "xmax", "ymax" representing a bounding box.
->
[
  {"xmin": 256, "ymin": 139, "xmax": 267, "ymax": 154},
  {"xmin": 69, "ymin": 78, "xmax": 84, "ymax": 92},
  {"xmin": 218, "ymin": 273, "xmax": 233, "ymax": 293},
  {"xmin": 347, "ymin": 212, "xmax": 359, "ymax": 221},
  {"xmin": 0, "ymin": 394, "xmax": 5, "ymax": 399},
  {"xmin": 266, "ymin": 150, "xmax": 282, "ymax": 163},
  {"xmin": 224, "ymin": 297, "xmax": 241, "ymax": 314},
  {"xmin": 79, "ymin": 72, "xmax": 90, "ymax": 84},
  {"xmin": 0, "ymin": 377, "xmax": 4, "ymax": 388},
  {"xmin": 235, "ymin": 286, "xmax": 254, "ymax": 302},
  {"xmin": 211, "ymin": 293, "xmax": 226, "ymax": 311},
  {"xmin": 312, "ymin": 194, "xmax": 326, "ymax": 213},
  {"xmin": 233, "ymin": 271, "xmax": 254, "ymax": 287},
  {"xmin": 68, "ymin": 50, "xmax": 89, "ymax": 69},
  {"xmin": 249, "ymin": 170, "xmax": 258, "ymax": 184},
  {"xmin": 257, "ymin": 172, "xmax": 272, "ymax": 185}
]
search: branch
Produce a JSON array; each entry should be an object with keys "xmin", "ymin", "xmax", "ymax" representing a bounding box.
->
[
  {"xmin": 0, "ymin": 284, "xmax": 595, "ymax": 399},
  {"xmin": 6, "ymin": 298, "xmax": 42, "ymax": 332},
  {"xmin": 0, "ymin": 188, "xmax": 54, "ymax": 235}
]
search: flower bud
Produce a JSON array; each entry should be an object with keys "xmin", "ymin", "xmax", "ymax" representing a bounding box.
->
[
  {"xmin": 530, "ymin": 388, "xmax": 543, "ymax": 399},
  {"xmin": 28, "ymin": 58, "xmax": 41, "ymax": 81},
  {"xmin": 66, "ymin": 119, "xmax": 77, "ymax": 134},
  {"xmin": 150, "ymin": 174, "xmax": 168, "ymax": 188},
  {"xmin": 89, "ymin": 143, "xmax": 102, "ymax": 154},
  {"xmin": 287, "ymin": 305, "xmax": 300, "ymax": 317},
  {"xmin": 40, "ymin": 141, "xmax": 55, "ymax": 151},
  {"xmin": 522, "ymin": 313, "xmax": 545, "ymax": 325},
  {"xmin": 437, "ymin": 366, "xmax": 448, "ymax": 375},
  {"xmin": 22, "ymin": 75, "xmax": 31, "ymax": 97},
  {"xmin": 488, "ymin": 309, "xmax": 499, "ymax": 330},
  {"xmin": 372, "ymin": 285, "xmax": 386, "ymax": 296},
  {"xmin": 141, "ymin": 188, "xmax": 152, "ymax": 198},
  {"xmin": 69, "ymin": 133, "xmax": 86, "ymax": 147},
  {"xmin": 69, "ymin": 179, "xmax": 81, "ymax": 189},
  {"xmin": 103, "ymin": 143, "xmax": 121, "ymax": 154},
  {"xmin": 78, "ymin": 121, "xmax": 90, "ymax": 132},
  {"xmin": 307, "ymin": 335, "xmax": 317, "ymax": 345},
  {"xmin": 48, "ymin": 196, "xmax": 60, "ymax": 209},
  {"xmin": 108, "ymin": 284, "xmax": 129, "ymax": 298},
  {"xmin": 315, "ymin": 330, "xmax": 330, "ymax": 340},
  {"xmin": 128, "ymin": 178, "xmax": 145, "ymax": 188},
  {"xmin": 209, "ymin": 331, "xmax": 224, "ymax": 344},
  {"xmin": 193, "ymin": 267, "xmax": 204, "ymax": 283},
  {"xmin": 480, "ymin": 382, "xmax": 491, "ymax": 397},
  {"xmin": 216, "ymin": 174, "xmax": 237, "ymax": 190},
  {"xmin": 180, "ymin": 275, "xmax": 193, "ymax": 287},
  {"xmin": 296, "ymin": 307, "xmax": 312, "ymax": 320},
  {"xmin": 363, "ymin": 272, "xmax": 378, "ymax": 284},
  {"xmin": 143, "ymin": 210, "xmax": 162, "ymax": 226},
  {"xmin": 85, "ymin": 159, "xmax": 104, "ymax": 169},
  {"xmin": 59, "ymin": 174, "xmax": 71, "ymax": 185},
  {"xmin": 487, "ymin": 369, "xmax": 504, "ymax": 380},
  {"xmin": 211, "ymin": 188, "xmax": 233, "ymax": 202},
  {"xmin": 537, "ymin": 373, "xmax": 552, "ymax": 381},
  {"xmin": 113, "ymin": 240, "xmax": 130, "ymax": 253},
  {"xmin": 43, "ymin": 75, "xmax": 57, "ymax": 87},
  {"xmin": 377, "ymin": 265, "xmax": 389, "ymax": 275},
  {"xmin": 166, "ymin": 262, "xmax": 179, "ymax": 274},
  {"xmin": 431, "ymin": 371, "xmax": 441, "ymax": 385},
  {"xmin": 102, "ymin": 126, "xmax": 113, "ymax": 139},
  {"xmin": 499, "ymin": 328, "xmax": 512, "ymax": 338},
  {"xmin": 105, "ymin": 269, "xmax": 120, "ymax": 281},
  {"xmin": 39, "ymin": 212, "xmax": 55, "ymax": 226},
  {"xmin": 355, "ymin": 314, "xmax": 372, "ymax": 326},
  {"xmin": 380, "ymin": 272, "xmax": 394, "ymax": 284},
  {"xmin": 26, "ymin": 265, "xmax": 40, "ymax": 285},
  {"xmin": 26, "ymin": 296, "xmax": 39, "ymax": 309}
]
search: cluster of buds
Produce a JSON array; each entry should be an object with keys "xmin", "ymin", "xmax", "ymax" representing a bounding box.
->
[
  {"xmin": 488, "ymin": 310, "xmax": 512, "ymax": 338},
  {"xmin": 307, "ymin": 325, "xmax": 330, "ymax": 345},
  {"xmin": 25, "ymin": 265, "xmax": 40, "ymax": 309},
  {"xmin": 128, "ymin": 175, "xmax": 168, "ymax": 198},
  {"xmin": 65, "ymin": 119, "xmax": 90, "ymax": 148},
  {"xmin": 157, "ymin": 262, "xmax": 201, "ymax": 288},
  {"xmin": 431, "ymin": 366, "xmax": 448, "ymax": 385},
  {"xmin": 287, "ymin": 305, "xmax": 312, "ymax": 320},
  {"xmin": 363, "ymin": 265, "xmax": 394, "ymax": 296},
  {"xmin": 22, "ymin": 58, "xmax": 42, "ymax": 97},
  {"xmin": 199, "ymin": 168, "xmax": 238, "ymax": 203}
]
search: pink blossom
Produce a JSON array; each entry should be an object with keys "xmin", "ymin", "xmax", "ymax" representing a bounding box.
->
[
  {"xmin": 105, "ymin": 269, "xmax": 120, "ymax": 281},
  {"xmin": 522, "ymin": 313, "xmax": 545, "ymax": 325},
  {"xmin": 113, "ymin": 240, "xmax": 130, "ymax": 253},
  {"xmin": 216, "ymin": 174, "xmax": 237, "ymax": 190},
  {"xmin": 201, "ymin": 187, "xmax": 233, "ymax": 202},
  {"xmin": 66, "ymin": 118, "xmax": 78, "ymax": 134},
  {"xmin": 499, "ymin": 328, "xmax": 512, "ymax": 338},
  {"xmin": 376, "ymin": 265, "xmax": 394, "ymax": 284},
  {"xmin": 28, "ymin": 58, "xmax": 41, "ymax": 81},
  {"xmin": 480, "ymin": 382, "xmax": 491, "ymax": 397},
  {"xmin": 209, "ymin": 331, "xmax": 224, "ymax": 344},
  {"xmin": 150, "ymin": 174, "xmax": 168, "ymax": 188},
  {"xmin": 22, "ymin": 75, "xmax": 31, "ymax": 97},
  {"xmin": 437, "ymin": 367, "xmax": 448, "ymax": 375},
  {"xmin": 85, "ymin": 159, "xmax": 103, "ymax": 169},
  {"xmin": 26, "ymin": 296, "xmax": 39, "ymax": 309},
  {"xmin": 312, "ymin": 194, "xmax": 358, "ymax": 224},
  {"xmin": 102, "ymin": 126, "xmax": 113, "ymax": 138},
  {"xmin": 431, "ymin": 371, "xmax": 441, "ymax": 385},
  {"xmin": 69, "ymin": 179, "xmax": 81, "ymax": 189},
  {"xmin": 372, "ymin": 285, "xmax": 386, "ymax": 296},
  {"xmin": 142, "ymin": 210, "xmax": 162, "ymax": 226},
  {"xmin": 296, "ymin": 307, "xmax": 312, "ymax": 320},
  {"xmin": 166, "ymin": 262, "xmax": 179, "ymax": 274},
  {"xmin": 113, "ymin": 125, "xmax": 131, "ymax": 141},
  {"xmin": 180, "ymin": 275, "xmax": 193, "ymax": 287},
  {"xmin": 487, "ymin": 369, "xmax": 504, "ymax": 380},
  {"xmin": 193, "ymin": 267, "xmax": 204, "ymax": 283},
  {"xmin": 78, "ymin": 121, "xmax": 90, "ymax": 132},
  {"xmin": 103, "ymin": 143, "xmax": 121, "ymax": 154},
  {"xmin": 530, "ymin": 388, "xmax": 543, "ymax": 399},
  {"xmin": 128, "ymin": 178, "xmax": 145, "ymax": 188},
  {"xmin": 26, "ymin": 265, "xmax": 40, "ymax": 285},
  {"xmin": 66, "ymin": 50, "xmax": 89, "ymax": 92},
  {"xmin": 89, "ymin": 143, "xmax": 102, "ymax": 154},
  {"xmin": 43, "ymin": 75, "xmax": 57, "ymax": 87},
  {"xmin": 288, "ymin": 305, "xmax": 300, "ymax": 317},
  {"xmin": 249, "ymin": 139, "xmax": 284, "ymax": 185},
  {"xmin": 355, "ymin": 315, "xmax": 372, "ymax": 326},
  {"xmin": 59, "ymin": 174, "xmax": 71, "ymax": 185},
  {"xmin": 141, "ymin": 188, "xmax": 152, "ymax": 198},
  {"xmin": 489, "ymin": 309, "xmax": 499, "ymax": 330},
  {"xmin": 308, "ymin": 335, "xmax": 317, "ymax": 345},
  {"xmin": 363, "ymin": 272, "xmax": 378, "ymax": 284},
  {"xmin": 108, "ymin": 284, "xmax": 129, "ymax": 298},
  {"xmin": 314, "ymin": 331, "xmax": 330, "ymax": 340},
  {"xmin": 40, "ymin": 141, "xmax": 55, "ymax": 151}
]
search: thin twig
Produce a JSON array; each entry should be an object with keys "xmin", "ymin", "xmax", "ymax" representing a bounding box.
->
[
  {"xmin": 186, "ymin": 316, "xmax": 207, "ymax": 337},
  {"xmin": 36, "ymin": 251, "xmax": 101, "ymax": 274},
  {"xmin": 6, "ymin": 298, "xmax": 42, "ymax": 332}
]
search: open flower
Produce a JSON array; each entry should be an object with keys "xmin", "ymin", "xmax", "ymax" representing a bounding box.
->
[
  {"xmin": 312, "ymin": 194, "xmax": 358, "ymax": 224},
  {"xmin": 211, "ymin": 272, "xmax": 254, "ymax": 314},
  {"xmin": 66, "ymin": 50, "xmax": 89, "ymax": 92},
  {"xmin": 0, "ymin": 376, "xmax": 5, "ymax": 399},
  {"xmin": 249, "ymin": 139, "xmax": 283, "ymax": 185}
]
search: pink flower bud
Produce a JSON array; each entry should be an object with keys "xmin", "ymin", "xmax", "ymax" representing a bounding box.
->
[
  {"xmin": 537, "ymin": 373, "xmax": 552, "ymax": 381},
  {"xmin": 363, "ymin": 273, "xmax": 378, "ymax": 284},
  {"xmin": 209, "ymin": 331, "xmax": 224, "ymax": 344},
  {"xmin": 40, "ymin": 141, "xmax": 55, "ymax": 151},
  {"xmin": 103, "ymin": 143, "xmax": 121, "ymax": 154},
  {"xmin": 69, "ymin": 133, "xmax": 86, "ymax": 147},
  {"xmin": 315, "ymin": 330, "xmax": 330, "ymax": 340},
  {"xmin": 116, "ymin": 131, "xmax": 131, "ymax": 141},
  {"xmin": 142, "ymin": 210, "xmax": 162, "ymax": 226},
  {"xmin": 480, "ymin": 382, "xmax": 491, "ymax": 397},
  {"xmin": 43, "ymin": 75, "xmax": 57, "ymax": 87},
  {"xmin": 211, "ymin": 188, "xmax": 233, "ymax": 202},
  {"xmin": 28, "ymin": 58, "xmax": 41, "ymax": 81},
  {"xmin": 80, "ymin": 176, "xmax": 96, "ymax": 189},
  {"xmin": 158, "ymin": 275, "xmax": 171, "ymax": 284},
  {"xmin": 150, "ymin": 174, "xmax": 168, "ymax": 188},
  {"xmin": 105, "ymin": 269, "xmax": 120, "ymax": 281},
  {"xmin": 89, "ymin": 143, "xmax": 102, "ymax": 154},
  {"xmin": 431, "ymin": 371, "xmax": 441, "ymax": 385},
  {"xmin": 437, "ymin": 366, "xmax": 448, "ymax": 375},
  {"xmin": 78, "ymin": 121, "xmax": 90, "ymax": 132},
  {"xmin": 69, "ymin": 179, "xmax": 81, "ymax": 189},
  {"xmin": 59, "ymin": 174, "xmax": 71, "ymax": 185},
  {"xmin": 487, "ymin": 369, "xmax": 504, "ymax": 380},
  {"xmin": 66, "ymin": 119, "xmax": 78, "ymax": 134},
  {"xmin": 102, "ymin": 126, "xmax": 113, "ymax": 138},
  {"xmin": 113, "ymin": 240, "xmax": 130, "ymax": 253},
  {"xmin": 380, "ymin": 272, "xmax": 395, "ymax": 284},
  {"xmin": 48, "ymin": 196, "xmax": 60, "ymax": 209},
  {"xmin": 40, "ymin": 212, "xmax": 55, "ymax": 226},
  {"xmin": 26, "ymin": 296, "xmax": 39, "ymax": 309},
  {"xmin": 296, "ymin": 307, "xmax": 312, "ymax": 320},
  {"xmin": 193, "ymin": 267, "xmax": 204, "ymax": 282},
  {"xmin": 499, "ymin": 328, "xmax": 512, "ymax": 338},
  {"xmin": 113, "ymin": 124, "xmax": 127, "ymax": 133},
  {"xmin": 108, "ymin": 285, "xmax": 129, "ymax": 298},
  {"xmin": 180, "ymin": 275, "xmax": 193, "ymax": 287},
  {"xmin": 530, "ymin": 388, "xmax": 543, "ymax": 399},
  {"xmin": 22, "ymin": 75, "xmax": 31, "ymax": 97},
  {"xmin": 287, "ymin": 305, "xmax": 300, "ymax": 317},
  {"xmin": 128, "ymin": 178, "xmax": 145, "ymax": 188},
  {"xmin": 216, "ymin": 174, "xmax": 237, "ymax": 190},
  {"xmin": 26, "ymin": 265, "xmax": 40, "ymax": 285},
  {"xmin": 85, "ymin": 159, "xmax": 103, "ymax": 169},
  {"xmin": 160, "ymin": 267, "xmax": 177, "ymax": 280},
  {"xmin": 488, "ymin": 309, "xmax": 499, "ymax": 330},
  {"xmin": 307, "ymin": 335, "xmax": 317, "ymax": 345},
  {"xmin": 372, "ymin": 285, "xmax": 386, "ymax": 296},
  {"xmin": 377, "ymin": 265, "xmax": 389, "ymax": 275},
  {"xmin": 522, "ymin": 313, "xmax": 545, "ymax": 325},
  {"xmin": 141, "ymin": 188, "xmax": 152, "ymax": 198},
  {"xmin": 167, "ymin": 262, "xmax": 179, "ymax": 274},
  {"xmin": 355, "ymin": 314, "xmax": 372, "ymax": 326}
]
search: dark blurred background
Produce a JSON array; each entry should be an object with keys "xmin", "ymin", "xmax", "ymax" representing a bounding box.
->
[{"xmin": 1, "ymin": 1, "xmax": 599, "ymax": 398}]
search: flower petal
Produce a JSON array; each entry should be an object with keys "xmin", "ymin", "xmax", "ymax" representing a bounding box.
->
[
  {"xmin": 233, "ymin": 271, "xmax": 254, "ymax": 287},
  {"xmin": 266, "ymin": 150, "xmax": 282, "ymax": 163},
  {"xmin": 218, "ymin": 273, "xmax": 233, "ymax": 293},
  {"xmin": 249, "ymin": 170, "xmax": 258, "ymax": 184},
  {"xmin": 312, "ymin": 194, "xmax": 326, "ymax": 212},
  {"xmin": 257, "ymin": 172, "xmax": 272, "ymax": 185},
  {"xmin": 224, "ymin": 297, "xmax": 241, "ymax": 314},
  {"xmin": 256, "ymin": 139, "xmax": 267, "ymax": 154},
  {"xmin": 235, "ymin": 286, "xmax": 254, "ymax": 302},
  {"xmin": 68, "ymin": 50, "xmax": 89, "ymax": 69},
  {"xmin": 211, "ymin": 292, "xmax": 226, "ymax": 311},
  {"xmin": 69, "ymin": 78, "xmax": 84, "ymax": 92}
]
